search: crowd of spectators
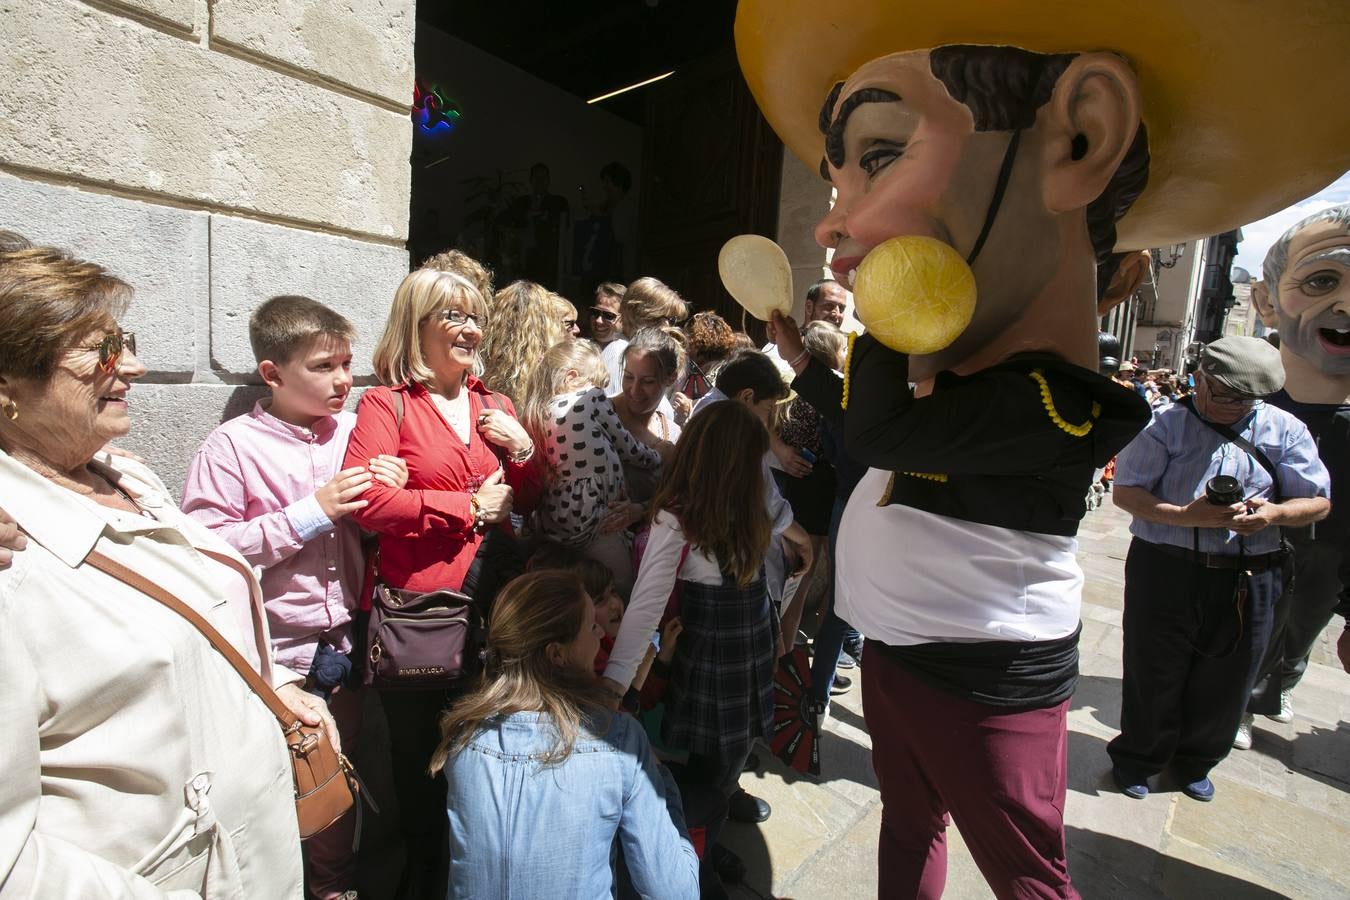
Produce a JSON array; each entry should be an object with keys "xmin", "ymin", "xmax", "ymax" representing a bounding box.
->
[{"xmin": 0, "ymin": 234, "xmax": 857, "ymax": 900}]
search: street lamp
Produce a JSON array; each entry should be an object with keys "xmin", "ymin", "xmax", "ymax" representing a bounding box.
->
[{"xmin": 1155, "ymin": 243, "xmax": 1186, "ymax": 269}]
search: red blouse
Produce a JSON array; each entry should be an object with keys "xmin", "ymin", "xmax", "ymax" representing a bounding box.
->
[{"xmin": 343, "ymin": 378, "xmax": 543, "ymax": 593}]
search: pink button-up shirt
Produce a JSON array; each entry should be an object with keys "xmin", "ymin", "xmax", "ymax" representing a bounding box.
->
[{"xmin": 181, "ymin": 401, "xmax": 364, "ymax": 673}]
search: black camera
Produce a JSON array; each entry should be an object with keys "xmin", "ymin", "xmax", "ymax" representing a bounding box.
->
[{"xmin": 1205, "ymin": 475, "xmax": 1244, "ymax": 506}]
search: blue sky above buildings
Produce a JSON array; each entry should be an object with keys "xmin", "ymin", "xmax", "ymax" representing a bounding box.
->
[{"xmin": 1233, "ymin": 170, "xmax": 1350, "ymax": 280}]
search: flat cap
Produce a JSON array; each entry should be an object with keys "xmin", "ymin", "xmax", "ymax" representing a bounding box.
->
[{"xmin": 1200, "ymin": 336, "xmax": 1285, "ymax": 398}]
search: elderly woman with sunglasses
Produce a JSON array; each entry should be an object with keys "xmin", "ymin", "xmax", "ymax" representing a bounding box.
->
[
  {"xmin": 0, "ymin": 235, "xmax": 318, "ymax": 896},
  {"xmin": 343, "ymin": 267, "xmax": 544, "ymax": 899}
]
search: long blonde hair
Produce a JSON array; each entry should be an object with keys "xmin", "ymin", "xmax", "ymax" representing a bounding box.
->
[
  {"xmin": 520, "ymin": 340, "xmax": 610, "ymax": 474},
  {"xmin": 430, "ymin": 571, "xmax": 612, "ymax": 771},
  {"xmin": 479, "ymin": 280, "xmax": 571, "ymax": 402},
  {"xmin": 420, "ymin": 248, "xmax": 494, "ymax": 300},
  {"xmin": 649, "ymin": 401, "xmax": 770, "ymax": 586},
  {"xmin": 371, "ymin": 268, "xmax": 485, "ymax": 387}
]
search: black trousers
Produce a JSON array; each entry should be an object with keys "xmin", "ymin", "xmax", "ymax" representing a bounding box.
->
[
  {"xmin": 667, "ymin": 747, "xmax": 749, "ymax": 895},
  {"xmin": 1248, "ymin": 537, "xmax": 1347, "ymax": 714},
  {"xmin": 379, "ymin": 688, "xmax": 457, "ymax": 900},
  {"xmin": 1108, "ymin": 538, "xmax": 1281, "ymax": 782}
]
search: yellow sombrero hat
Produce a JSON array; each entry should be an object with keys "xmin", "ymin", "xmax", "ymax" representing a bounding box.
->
[{"xmin": 735, "ymin": 0, "xmax": 1350, "ymax": 251}]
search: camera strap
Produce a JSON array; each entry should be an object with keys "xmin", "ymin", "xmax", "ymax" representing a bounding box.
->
[
  {"xmin": 1179, "ymin": 397, "xmax": 1290, "ymax": 659},
  {"xmin": 1181, "ymin": 397, "xmax": 1283, "ymax": 503}
]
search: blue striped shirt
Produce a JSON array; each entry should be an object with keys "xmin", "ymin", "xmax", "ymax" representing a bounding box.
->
[{"xmin": 1114, "ymin": 401, "xmax": 1330, "ymax": 554}]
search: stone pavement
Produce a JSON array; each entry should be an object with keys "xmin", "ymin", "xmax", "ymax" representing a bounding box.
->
[{"xmin": 721, "ymin": 500, "xmax": 1350, "ymax": 900}]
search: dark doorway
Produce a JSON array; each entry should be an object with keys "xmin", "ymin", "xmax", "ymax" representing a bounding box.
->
[
  {"xmin": 640, "ymin": 50, "xmax": 783, "ymax": 330},
  {"xmin": 410, "ymin": 1, "xmax": 783, "ymax": 322}
]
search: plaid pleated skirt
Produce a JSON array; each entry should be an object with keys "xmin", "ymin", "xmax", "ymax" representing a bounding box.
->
[{"xmin": 663, "ymin": 571, "xmax": 779, "ymax": 762}]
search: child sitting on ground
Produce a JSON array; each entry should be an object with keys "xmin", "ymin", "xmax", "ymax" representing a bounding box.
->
[
  {"xmin": 431, "ymin": 570, "xmax": 700, "ymax": 899},
  {"xmin": 180, "ymin": 294, "xmax": 407, "ymax": 900},
  {"xmin": 521, "ymin": 340, "xmax": 669, "ymax": 597}
]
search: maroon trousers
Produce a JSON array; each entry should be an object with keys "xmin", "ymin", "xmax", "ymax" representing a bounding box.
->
[{"xmin": 862, "ymin": 644, "xmax": 1078, "ymax": 899}]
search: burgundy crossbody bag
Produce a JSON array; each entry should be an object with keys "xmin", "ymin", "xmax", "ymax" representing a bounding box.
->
[{"xmin": 363, "ymin": 387, "xmax": 520, "ymax": 690}]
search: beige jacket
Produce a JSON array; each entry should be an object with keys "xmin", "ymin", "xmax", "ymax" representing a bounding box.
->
[{"xmin": 0, "ymin": 450, "xmax": 303, "ymax": 898}]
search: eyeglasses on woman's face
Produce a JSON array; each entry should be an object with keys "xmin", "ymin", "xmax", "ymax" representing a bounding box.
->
[
  {"xmin": 588, "ymin": 306, "xmax": 619, "ymax": 324},
  {"xmin": 440, "ymin": 308, "xmax": 487, "ymax": 330},
  {"xmin": 77, "ymin": 329, "xmax": 137, "ymax": 374}
]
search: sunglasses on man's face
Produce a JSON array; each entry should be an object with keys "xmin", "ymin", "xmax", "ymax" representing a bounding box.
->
[
  {"xmin": 79, "ymin": 330, "xmax": 137, "ymax": 373},
  {"xmin": 588, "ymin": 307, "xmax": 619, "ymax": 324}
]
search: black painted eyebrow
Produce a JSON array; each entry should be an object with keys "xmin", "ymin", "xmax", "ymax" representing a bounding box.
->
[
  {"xmin": 818, "ymin": 82, "xmax": 845, "ymax": 134},
  {"xmin": 824, "ymin": 88, "xmax": 902, "ymax": 169}
]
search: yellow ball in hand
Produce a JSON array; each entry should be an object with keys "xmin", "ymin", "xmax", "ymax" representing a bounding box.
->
[{"xmin": 853, "ymin": 236, "xmax": 977, "ymax": 355}]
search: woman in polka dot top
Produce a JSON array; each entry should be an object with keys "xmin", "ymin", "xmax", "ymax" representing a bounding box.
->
[{"xmin": 522, "ymin": 340, "xmax": 669, "ymax": 593}]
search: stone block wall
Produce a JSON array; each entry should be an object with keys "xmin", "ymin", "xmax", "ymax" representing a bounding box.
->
[{"xmin": 0, "ymin": 0, "xmax": 414, "ymax": 495}]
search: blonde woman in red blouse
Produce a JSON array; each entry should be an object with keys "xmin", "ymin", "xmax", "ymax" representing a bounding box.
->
[{"xmin": 344, "ymin": 267, "xmax": 543, "ymax": 900}]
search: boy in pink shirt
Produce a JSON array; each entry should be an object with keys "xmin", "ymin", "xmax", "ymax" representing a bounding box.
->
[{"xmin": 182, "ymin": 295, "xmax": 406, "ymax": 900}]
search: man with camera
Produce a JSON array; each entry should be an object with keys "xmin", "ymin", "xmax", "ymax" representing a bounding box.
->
[{"xmin": 1108, "ymin": 336, "xmax": 1330, "ymax": 802}]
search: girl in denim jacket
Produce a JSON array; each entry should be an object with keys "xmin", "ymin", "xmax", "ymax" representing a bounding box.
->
[{"xmin": 431, "ymin": 570, "xmax": 699, "ymax": 899}]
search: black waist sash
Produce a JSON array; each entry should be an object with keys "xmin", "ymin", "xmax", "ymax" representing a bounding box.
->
[{"xmin": 869, "ymin": 625, "xmax": 1081, "ymax": 710}]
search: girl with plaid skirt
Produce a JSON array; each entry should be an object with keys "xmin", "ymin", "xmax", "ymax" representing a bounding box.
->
[{"xmin": 602, "ymin": 401, "xmax": 782, "ymax": 897}]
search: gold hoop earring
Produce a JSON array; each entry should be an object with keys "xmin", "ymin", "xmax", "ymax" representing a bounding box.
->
[{"xmin": 2, "ymin": 401, "xmax": 16, "ymax": 421}]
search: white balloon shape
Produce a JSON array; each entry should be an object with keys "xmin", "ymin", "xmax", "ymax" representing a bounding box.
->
[{"xmin": 718, "ymin": 234, "xmax": 794, "ymax": 322}]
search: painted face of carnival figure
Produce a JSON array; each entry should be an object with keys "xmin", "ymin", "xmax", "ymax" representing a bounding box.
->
[
  {"xmin": 814, "ymin": 47, "xmax": 1148, "ymax": 380},
  {"xmin": 1255, "ymin": 204, "xmax": 1350, "ymax": 378}
]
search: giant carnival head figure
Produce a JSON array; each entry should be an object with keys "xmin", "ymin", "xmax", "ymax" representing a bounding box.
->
[
  {"xmin": 1252, "ymin": 203, "xmax": 1350, "ymax": 393},
  {"xmin": 735, "ymin": 0, "xmax": 1350, "ymax": 381}
]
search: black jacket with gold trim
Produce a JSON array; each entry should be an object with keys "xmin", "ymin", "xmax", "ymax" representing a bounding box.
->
[{"xmin": 793, "ymin": 333, "xmax": 1150, "ymax": 537}]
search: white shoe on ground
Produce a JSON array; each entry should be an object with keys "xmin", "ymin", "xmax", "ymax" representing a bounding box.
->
[
  {"xmin": 1267, "ymin": 688, "xmax": 1295, "ymax": 724},
  {"xmin": 1233, "ymin": 713, "xmax": 1254, "ymax": 751}
]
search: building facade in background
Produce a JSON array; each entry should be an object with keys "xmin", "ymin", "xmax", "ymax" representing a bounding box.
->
[{"xmin": 1101, "ymin": 231, "xmax": 1245, "ymax": 374}]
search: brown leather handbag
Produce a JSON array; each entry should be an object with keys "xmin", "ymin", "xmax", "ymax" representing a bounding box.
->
[{"xmin": 85, "ymin": 549, "xmax": 361, "ymax": 839}]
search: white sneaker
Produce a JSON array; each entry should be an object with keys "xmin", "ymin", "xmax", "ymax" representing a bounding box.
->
[
  {"xmin": 1268, "ymin": 689, "xmax": 1295, "ymax": 724},
  {"xmin": 1233, "ymin": 714, "xmax": 1254, "ymax": 751}
]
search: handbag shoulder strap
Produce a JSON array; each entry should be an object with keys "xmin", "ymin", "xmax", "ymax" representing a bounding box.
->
[
  {"xmin": 1181, "ymin": 397, "xmax": 1283, "ymax": 503},
  {"xmin": 84, "ymin": 549, "xmax": 299, "ymax": 729},
  {"xmin": 392, "ymin": 388, "xmax": 405, "ymax": 431}
]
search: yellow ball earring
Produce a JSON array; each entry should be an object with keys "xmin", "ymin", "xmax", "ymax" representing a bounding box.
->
[{"xmin": 2, "ymin": 401, "xmax": 16, "ymax": 421}]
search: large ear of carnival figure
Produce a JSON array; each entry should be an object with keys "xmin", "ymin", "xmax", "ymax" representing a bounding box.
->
[
  {"xmin": 1261, "ymin": 203, "xmax": 1350, "ymax": 402},
  {"xmin": 1038, "ymin": 53, "xmax": 1141, "ymax": 221},
  {"xmin": 1097, "ymin": 250, "xmax": 1150, "ymax": 318},
  {"xmin": 801, "ymin": 44, "xmax": 1148, "ymax": 376},
  {"xmin": 1250, "ymin": 281, "xmax": 1276, "ymax": 329}
]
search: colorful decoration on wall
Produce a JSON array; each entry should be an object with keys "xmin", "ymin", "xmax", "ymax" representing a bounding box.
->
[{"xmin": 412, "ymin": 78, "xmax": 461, "ymax": 134}]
